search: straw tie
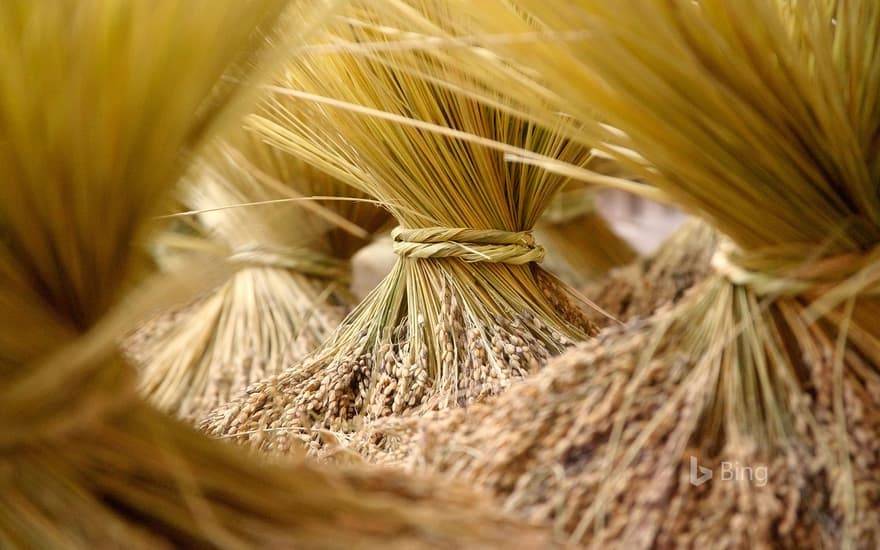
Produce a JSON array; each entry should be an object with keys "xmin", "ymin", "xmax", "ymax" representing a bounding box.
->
[
  {"xmin": 712, "ymin": 238, "xmax": 880, "ymax": 311},
  {"xmin": 228, "ymin": 244, "xmax": 352, "ymax": 282},
  {"xmin": 391, "ymin": 226, "xmax": 545, "ymax": 264}
]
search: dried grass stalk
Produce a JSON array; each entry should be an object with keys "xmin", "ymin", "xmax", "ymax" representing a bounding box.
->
[
  {"xmin": 305, "ymin": 0, "xmax": 661, "ymax": 201},
  {"xmin": 127, "ymin": 124, "xmax": 389, "ymax": 420},
  {"xmin": 350, "ymin": 1, "xmax": 880, "ymax": 546},
  {"xmin": 202, "ymin": 2, "xmax": 597, "ymax": 454},
  {"xmin": 0, "ymin": 2, "xmax": 551, "ymax": 547}
]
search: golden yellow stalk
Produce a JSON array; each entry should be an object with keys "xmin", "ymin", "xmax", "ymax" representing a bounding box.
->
[
  {"xmin": 0, "ymin": 2, "xmax": 550, "ymax": 547},
  {"xmin": 202, "ymin": 1, "xmax": 597, "ymax": 455},
  {"xmin": 351, "ymin": 1, "xmax": 880, "ymax": 546}
]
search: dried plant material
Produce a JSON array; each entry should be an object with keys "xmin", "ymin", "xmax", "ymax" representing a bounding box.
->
[
  {"xmin": 349, "ymin": 1, "xmax": 880, "ymax": 547},
  {"xmin": 537, "ymin": 182, "xmax": 636, "ymax": 286},
  {"xmin": 583, "ymin": 217, "xmax": 718, "ymax": 328},
  {"xmin": 127, "ymin": 126, "xmax": 389, "ymax": 420},
  {"xmin": 307, "ymin": 0, "xmax": 662, "ymax": 201},
  {"xmin": 0, "ymin": 2, "xmax": 551, "ymax": 548},
  {"xmin": 202, "ymin": 2, "xmax": 597, "ymax": 454},
  {"xmin": 354, "ymin": 311, "xmax": 879, "ymax": 547}
]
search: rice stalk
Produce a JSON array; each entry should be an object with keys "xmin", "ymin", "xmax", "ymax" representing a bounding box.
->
[
  {"xmin": 127, "ymin": 122, "xmax": 389, "ymax": 420},
  {"xmin": 202, "ymin": 1, "xmax": 598, "ymax": 455},
  {"xmin": 290, "ymin": 0, "xmax": 663, "ymax": 199},
  {"xmin": 350, "ymin": 1, "xmax": 880, "ymax": 547},
  {"xmin": 0, "ymin": 2, "xmax": 551, "ymax": 547}
]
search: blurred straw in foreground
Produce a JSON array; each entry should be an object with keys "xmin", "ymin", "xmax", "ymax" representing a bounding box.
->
[{"xmin": 0, "ymin": 2, "xmax": 551, "ymax": 547}]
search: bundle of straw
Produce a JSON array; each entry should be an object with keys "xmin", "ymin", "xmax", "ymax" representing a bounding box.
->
[
  {"xmin": 129, "ymin": 124, "xmax": 389, "ymax": 419},
  {"xmin": 537, "ymin": 182, "xmax": 636, "ymax": 286},
  {"xmin": 583, "ymin": 217, "xmax": 718, "ymax": 328},
  {"xmin": 0, "ymin": 2, "xmax": 552, "ymax": 547},
  {"xmin": 203, "ymin": 2, "xmax": 598, "ymax": 454},
  {"xmin": 350, "ymin": 1, "xmax": 880, "ymax": 546}
]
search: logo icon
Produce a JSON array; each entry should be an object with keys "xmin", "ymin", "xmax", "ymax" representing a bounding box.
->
[{"xmin": 689, "ymin": 456, "xmax": 712, "ymax": 486}]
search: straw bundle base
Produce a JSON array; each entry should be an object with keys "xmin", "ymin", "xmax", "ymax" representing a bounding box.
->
[
  {"xmin": 124, "ymin": 265, "xmax": 348, "ymax": 420},
  {"xmin": 202, "ymin": 260, "xmax": 594, "ymax": 456},
  {"xmin": 582, "ymin": 218, "xmax": 718, "ymax": 329},
  {"xmin": 2, "ymin": 361, "xmax": 554, "ymax": 549}
]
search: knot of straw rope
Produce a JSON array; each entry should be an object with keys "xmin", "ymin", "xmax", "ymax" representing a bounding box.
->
[
  {"xmin": 228, "ymin": 245, "xmax": 351, "ymax": 282},
  {"xmin": 711, "ymin": 238, "xmax": 880, "ymax": 304},
  {"xmin": 391, "ymin": 227, "xmax": 545, "ymax": 265}
]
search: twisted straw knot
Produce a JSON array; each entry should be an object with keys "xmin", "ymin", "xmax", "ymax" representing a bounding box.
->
[
  {"xmin": 711, "ymin": 238, "xmax": 880, "ymax": 299},
  {"xmin": 391, "ymin": 226, "xmax": 545, "ymax": 265},
  {"xmin": 228, "ymin": 244, "xmax": 351, "ymax": 282}
]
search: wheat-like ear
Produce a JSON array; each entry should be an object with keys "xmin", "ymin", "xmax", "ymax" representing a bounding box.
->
[
  {"xmin": 348, "ymin": 1, "xmax": 880, "ymax": 547},
  {"xmin": 0, "ymin": 2, "xmax": 551, "ymax": 547},
  {"xmin": 577, "ymin": 217, "xmax": 719, "ymax": 328}
]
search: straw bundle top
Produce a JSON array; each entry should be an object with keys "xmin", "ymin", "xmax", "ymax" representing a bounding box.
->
[{"xmin": 575, "ymin": 0, "xmax": 880, "ymax": 309}]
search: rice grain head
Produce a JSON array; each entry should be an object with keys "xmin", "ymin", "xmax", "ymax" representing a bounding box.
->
[{"xmin": 582, "ymin": 217, "xmax": 719, "ymax": 329}]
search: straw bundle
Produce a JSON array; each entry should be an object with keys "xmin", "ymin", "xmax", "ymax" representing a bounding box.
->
[
  {"xmin": 583, "ymin": 217, "xmax": 718, "ymax": 328},
  {"xmin": 128, "ymin": 123, "xmax": 389, "ymax": 419},
  {"xmin": 350, "ymin": 1, "xmax": 880, "ymax": 546},
  {"xmin": 0, "ymin": 2, "xmax": 553, "ymax": 547},
  {"xmin": 202, "ymin": 2, "xmax": 597, "ymax": 454},
  {"xmin": 537, "ymin": 182, "xmax": 636, "ymax": 286}
]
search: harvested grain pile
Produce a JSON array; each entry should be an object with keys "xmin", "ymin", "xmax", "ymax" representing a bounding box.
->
[
  {"xmin": 0, "ymin": 2, "xmax": 553, "ymax": 547},
  {"xmin": 202, "ymin": 1, "xmax": 601, "ymax": 455},
  {"xmin": 351, "ymin": 1, "xmax": 880, "ymax": 547},
  {"xmin": 128, "ymin": 124, "xmax": 389, "ymax": 419}
]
